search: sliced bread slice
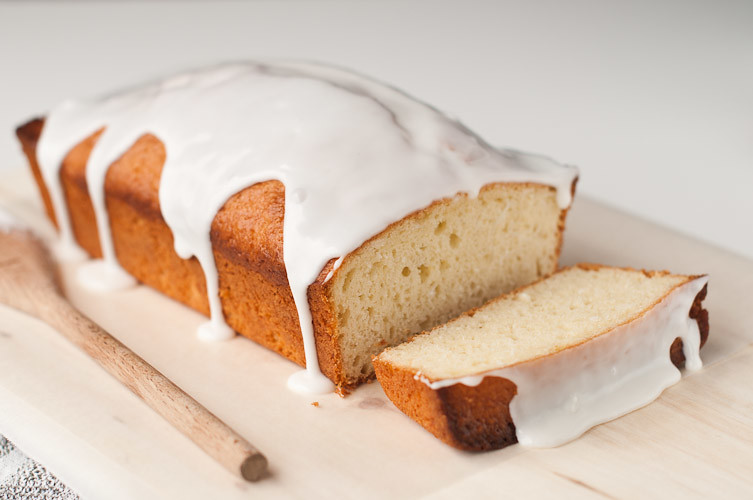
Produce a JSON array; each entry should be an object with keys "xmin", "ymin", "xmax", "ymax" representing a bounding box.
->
[{"xmin": 373, "ymin": 264, "xmax": 709, "ymax": 451}]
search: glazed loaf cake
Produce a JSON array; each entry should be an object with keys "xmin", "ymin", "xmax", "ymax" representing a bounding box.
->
[
  {"xmin": 16, "ymin": 62, "xmax": 578, "ymax": 394},
  {"xmin": 374, "ymin": 264, "xmax": 709, "ymax": 449}
]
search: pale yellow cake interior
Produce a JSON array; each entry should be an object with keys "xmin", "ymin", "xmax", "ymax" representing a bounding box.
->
[
  {"xmin": 329, "ymin": 183, "xmax": 565, "ymax": 382},
  {"xmin": 376, "ymin": 266, "xmax": 691, "ymax": 380}
]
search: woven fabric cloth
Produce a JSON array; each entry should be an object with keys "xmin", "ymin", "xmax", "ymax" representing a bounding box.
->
[{"xmin": 0, "ymin": 435, "xmax": 79, "ymax": 500}]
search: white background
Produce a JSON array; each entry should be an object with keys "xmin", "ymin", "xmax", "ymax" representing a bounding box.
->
[{"xmin": 1, "ymin": 0, "xmax": 751, "ymax": 257}]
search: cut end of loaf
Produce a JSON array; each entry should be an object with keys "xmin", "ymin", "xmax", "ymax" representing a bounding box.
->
[{"xmin": 327, "ymin": 182, "xmax": 569, "ymax": 388}]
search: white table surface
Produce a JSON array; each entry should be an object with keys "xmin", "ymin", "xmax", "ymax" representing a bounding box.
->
[{"xmin": 0, "ymin": 0, "xmax": 751, "ymax": 258}]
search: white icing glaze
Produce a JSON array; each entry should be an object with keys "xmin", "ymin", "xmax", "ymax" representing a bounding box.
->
[
  {"xmin": 419, "ymin": 276, "xmax": 708, "ymax": 447},
  {"xmin": 35, "ymin": 61, "xmax": 578, "ymax": 394}
]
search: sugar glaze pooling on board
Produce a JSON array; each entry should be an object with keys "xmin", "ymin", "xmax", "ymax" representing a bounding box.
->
[
  {"xmin": 35, "ymin": 61, "xmax": 578, "ymax": 394},
  {"xmin": 418, "ymin": 276, "xmax": 708, "ymax": 447}
]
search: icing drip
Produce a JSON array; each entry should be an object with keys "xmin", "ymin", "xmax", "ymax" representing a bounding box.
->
[
  {"xmin": 35, "ymin": 62, "xmax": 578, "ymax": 394},
  {"xmin": 419, "ymin": 276, "xmax": 708, "ymax": 447}
]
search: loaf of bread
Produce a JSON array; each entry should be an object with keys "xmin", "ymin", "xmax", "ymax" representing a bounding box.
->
[
  {"xmin": 16, "ymin": 62, "xmax": 578, "ymax": 394},
  {"xmin": 373, "ymin": 264, "xmax": 709, "ymax": 449}
]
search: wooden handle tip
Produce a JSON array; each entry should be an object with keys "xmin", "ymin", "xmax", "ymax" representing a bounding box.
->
[{"xmin": 241, "ymin": 452, "xmax": 268, "ymax": 482}]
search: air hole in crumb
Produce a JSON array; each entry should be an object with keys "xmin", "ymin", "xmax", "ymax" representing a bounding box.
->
[
  {"xmin": 440, "ymin": 260, "xmax": 449, "ymax": 271},
  {"xmin": 402, "ymin": 267, "xmax": 411, "ymax": 277},
  {"xmin": 450, "ymin": 233, "xmax": 460, "ymax": 248},
  {"xmin": 342, "ymin": 270, "xmax": 355, "ymax": 293},
  {"xmin": 434, "ymin": 221, "xmax": 447, "ymax": 235},
  {"xmin": 338, "ymin": 308, "xmax": 350, "ymax": 327},
  {"xmin": 369, "ymin": 261, "xmax": 384, "ymax": 276},
  {"xmin": 419, "ymin": 265, "xmax": 430, "ymax": 283}
]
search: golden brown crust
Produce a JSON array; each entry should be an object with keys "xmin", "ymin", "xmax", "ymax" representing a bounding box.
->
[
  {"xmin": 63, "ymin": 129, "xmax": 106, "ymax": 258},
  {"xmin": 374, "ymin": 272, "xmax": 709, "ymax": 451},
  {"xmin": 16, "ymin": 119, "xmax": 55, "ymax": 226},
  {"xmin": 372, "ymin": 358, "xmax": 460, "ymax": 446}
]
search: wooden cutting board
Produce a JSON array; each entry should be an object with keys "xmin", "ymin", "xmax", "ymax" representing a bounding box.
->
[{"xmin": 1, "ymin": 168, "xmax": 751, "ymax": 499}]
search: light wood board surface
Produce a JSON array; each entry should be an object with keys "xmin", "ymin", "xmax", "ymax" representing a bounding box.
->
[{"xmin": 0, "ymin": 168, "xmax": 751, "ymax": 499}]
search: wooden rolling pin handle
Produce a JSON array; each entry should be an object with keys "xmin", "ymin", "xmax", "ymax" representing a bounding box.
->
[{"xmin": 40, "ymin": 294, "xmax": 268, "ymax": 482}]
